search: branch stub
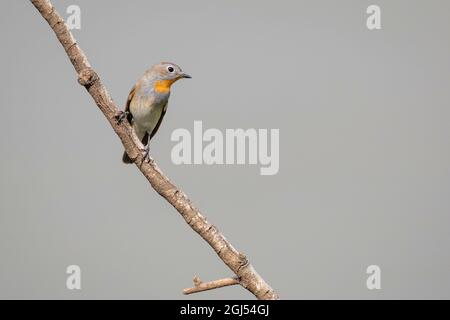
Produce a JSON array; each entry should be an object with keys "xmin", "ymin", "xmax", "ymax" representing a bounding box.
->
[{"xmin": 78, "ymin": 68, "xmax": 98, "ymax": 87}]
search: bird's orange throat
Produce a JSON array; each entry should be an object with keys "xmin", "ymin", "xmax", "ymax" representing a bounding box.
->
[{"xmin": 154, "ymin": 79, "xmax": 177, "ymax": 93}]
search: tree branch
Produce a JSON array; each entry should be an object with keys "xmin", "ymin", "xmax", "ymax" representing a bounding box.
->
[
  {"xmin": 183, "ymin": 276, "xmax": 240, "ymax": 295},
  {"xmin": 30, "ymin": 0, "xmax": 279, "ymax": 300}
]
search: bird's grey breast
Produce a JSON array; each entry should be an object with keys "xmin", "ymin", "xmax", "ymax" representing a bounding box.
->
[{"xmin": 130, "ymin": 88, "xmax": 169, "ymax": 133}]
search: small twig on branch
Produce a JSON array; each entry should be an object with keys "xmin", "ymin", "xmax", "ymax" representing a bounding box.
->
[
  {"xmin": 183, "ymin": 276, "xmax": 240, "ymax": 295},
  {"xmin": 30, "ymin": 0, "xmax": 279, "ymax": 300}
]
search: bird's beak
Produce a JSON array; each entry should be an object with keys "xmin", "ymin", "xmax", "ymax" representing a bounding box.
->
[{"xmin": 179, "ymin": 72, "xmax": 192, "ymax": 79}]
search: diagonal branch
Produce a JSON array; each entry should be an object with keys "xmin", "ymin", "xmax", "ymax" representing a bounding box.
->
[
  {"xmin": 183, "ymin": 276, "xmax": 240, "ymax": 295},
  {"xmin": 30, "ymin": 0, "xmax": 279, "ymax": 300}
]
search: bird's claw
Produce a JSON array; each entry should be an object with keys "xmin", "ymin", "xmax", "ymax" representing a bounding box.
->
[
  {"xmin": 140, "ymin": 144, "xmax": 151, "ymax": 165},
  {"xmin": 115, "ymin": 110, "xmax": 129, "ymax": 124}
]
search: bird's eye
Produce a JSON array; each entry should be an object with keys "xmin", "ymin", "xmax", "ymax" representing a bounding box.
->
[{"xmin": 167, "ymin": 66, "xmax": 175, "ymax": 73}]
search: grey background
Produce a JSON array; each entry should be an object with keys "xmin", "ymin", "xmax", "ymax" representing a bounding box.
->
[{"xmin": 1, "ymin": 0, "xmax": 449, "ymax": 299}]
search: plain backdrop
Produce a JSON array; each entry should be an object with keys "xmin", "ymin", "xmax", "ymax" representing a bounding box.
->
[{"xmin": 1, "ymin": 0, "xmax": 449, "ymax": 299}]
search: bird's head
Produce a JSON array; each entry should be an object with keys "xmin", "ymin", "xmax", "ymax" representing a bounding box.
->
[{"xmin": 150, "ymin": 62, "xmax": 191, "ymax": 94}]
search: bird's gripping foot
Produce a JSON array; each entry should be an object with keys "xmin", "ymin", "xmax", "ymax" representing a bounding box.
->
[
  {"xmin": 140, "ymin": 144, "xmax": 152, "ymax": 166},
  {"xmin": 114, "ymin": 110, "xmax": 129, "ymax": 124}
]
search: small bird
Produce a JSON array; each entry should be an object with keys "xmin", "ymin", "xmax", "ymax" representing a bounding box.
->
[{"xmin": 119, "ymin": 62, "xmax": 191, "ymax": 163}]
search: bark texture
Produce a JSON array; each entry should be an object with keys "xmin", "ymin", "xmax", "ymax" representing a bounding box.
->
[
  {"xmin": 30, "ymin": 0, "xmax": 279, "ymax": 300},
  {"xmin": 183, "ymin": 276, "xmax": 240, "ymax": 295}
]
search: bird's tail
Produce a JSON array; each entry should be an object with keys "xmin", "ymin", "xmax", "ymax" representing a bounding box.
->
[{"xmin": 122, "ymin": 151, "xmax": 133, "ymax": 164}]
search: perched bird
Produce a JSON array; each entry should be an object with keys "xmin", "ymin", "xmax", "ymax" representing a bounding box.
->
[{"xmin": 119, "ymin": 62, "xmax": 191, "ymax": 163}]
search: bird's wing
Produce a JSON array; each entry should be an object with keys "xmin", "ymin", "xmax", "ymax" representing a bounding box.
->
[
  {"xmin": 124, "ymin": 84, "xmax": 136, "ymax": 124},
  {"xmin": 125, "ymin": 84, "xmax": 149, "ymax": 146},
  {"xmin": 149, "ymin": 102, "xmax": 168, "ymax": 140},
  {"xmin": 141, "ymin": 132, "xmax": 149, "ymax": 146}
]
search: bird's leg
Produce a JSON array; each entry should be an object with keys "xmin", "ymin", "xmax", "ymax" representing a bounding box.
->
[
  {"xmin": 140, "ymin": 143, "xmax": 151, "ymax": 165},
  {"xmin": 114, "ymin": 110, "xmax": 129, "ymax": 124}
]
